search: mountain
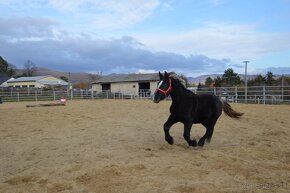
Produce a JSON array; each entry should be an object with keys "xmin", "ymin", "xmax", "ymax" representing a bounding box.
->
[
  {"xmin": 188, "ymin": 74, "xmax": 258, "ymax": 84},
  {"xmin": 14, "ymin": 67, "xmax": 289, "ymax": 85},
  {"xmin": 188, "ymin": 74, "xmax": 220, "ymax": 84}
]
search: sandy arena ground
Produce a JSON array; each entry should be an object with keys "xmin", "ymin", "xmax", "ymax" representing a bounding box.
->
[{"xmin": 0, "ymin": 100, "xmax": 289, "ymax": 193}]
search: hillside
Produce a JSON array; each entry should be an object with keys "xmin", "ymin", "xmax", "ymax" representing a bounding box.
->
[{"xmin": 14, "ymin": 67, "xmax": 287, "ymax": 85}]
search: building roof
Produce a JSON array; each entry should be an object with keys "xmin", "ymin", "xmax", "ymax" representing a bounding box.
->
[
  {"xmin": 7, "ymin": 75, "xmax": 50, "ymax": 83},
  {"xmin": 38, "ymin": 80, "xmax": 68, "ymax": 86},
  {"xmin": 6, "ymin": 75, "xmax": 68, "ymax": 86},
  {"xmin": 94, "ymin": 73, "xmax": 159, "ymax": 84},
  {"xmin": 0, "ymin": 73, "xmax": 10, "ymax": 84},
  {"xmin": 0, "ymin": 77, "xmax": 14, "ymax": 87}
]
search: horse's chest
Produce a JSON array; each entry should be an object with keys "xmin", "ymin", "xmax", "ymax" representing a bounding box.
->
[{"xmin": 170, "ymin": 105, "xmax": 193, "ymax": 121}]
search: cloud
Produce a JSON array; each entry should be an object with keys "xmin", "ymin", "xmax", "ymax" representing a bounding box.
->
[
  {"xmin": 209, "ymin": 0, "xmax": 224, "ymax": 6},
  {"xmin": 0, "ymin": 16, "xmax": 59, "ymax": 40},
  {"xmin": 265, "ymin": 67, "xmax": 290, "ymax": 75},
  {"xmin": 2, "ymin": 0, "xmax": 162, "ymax": 30},
  {"xmin": 135, "ymin": 22, "xmax": 290, "ymax": 62},
  {"xmin": 136, "ymin": 69, "xmax": 158, "ymax": 74},
  {"xmin": 1, "ymin": 8, "xmax": 288, "ymax": 77},
  {"xmin": 0, "ymin": 17, "xmax": 230, "ymax": 77}
]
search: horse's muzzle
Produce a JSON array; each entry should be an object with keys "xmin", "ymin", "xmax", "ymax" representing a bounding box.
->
[
  {"xmin": 153, "ymin": 99, "xmax": 160, "ymax": 103},
  {"xmin": 152, "ymin": 94, "xmax": 160, "ymax": 103}
]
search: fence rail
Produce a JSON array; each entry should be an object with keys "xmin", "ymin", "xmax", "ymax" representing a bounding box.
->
[
  {"xmin": 0, "ymin": 88, "xmax": 153, "ymax": 103},
  {"xmin": 190, "ymin": 85, "xmax": 290, "ymax": 104},
  {"xmin": 0, "ymin": 86, "xmax": 290, "ymax": 104}
]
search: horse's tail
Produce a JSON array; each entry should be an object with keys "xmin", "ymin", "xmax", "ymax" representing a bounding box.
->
[{"xmin": 222, "ymin": 101, "xmax": 243, "ymax": 119}]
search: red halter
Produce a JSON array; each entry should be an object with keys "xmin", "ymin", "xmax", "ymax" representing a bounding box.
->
[{"xmin": 156, "ymin": 78, "xmax": 172, "ymax": 97}]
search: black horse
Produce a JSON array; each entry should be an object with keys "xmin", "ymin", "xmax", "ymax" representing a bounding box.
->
[{"xmin": 153, "ymin": 71, "xmax": 243, "ymax": 147}]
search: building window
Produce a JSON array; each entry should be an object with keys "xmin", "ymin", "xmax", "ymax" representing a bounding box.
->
[
  {"xmin": 139, "ymin": 82, "xmax": 151, "ymax": 97},
  {"xmin": 29, "ymin": 85, "xmax": 35, "ymax": 87},
  {"xmin": 101, "ymin": 83, "xmax": 111, "ymax": 91}
]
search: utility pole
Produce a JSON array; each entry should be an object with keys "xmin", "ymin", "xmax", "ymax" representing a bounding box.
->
[
  {"xmin": 243, "ymin": 61, "xmax": 250, "ymax": 103},
  {"xmin": 68, "ymin": 72, "xmax": 72, "ymax": 90}
]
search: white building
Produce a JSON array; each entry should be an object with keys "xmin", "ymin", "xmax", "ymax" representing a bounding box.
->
[{"xmin": 6, "ymin": 75, "xmax": 68, "ymax": 88}]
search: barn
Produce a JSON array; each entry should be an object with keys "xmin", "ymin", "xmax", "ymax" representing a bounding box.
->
[
  {"xmin": 6, "ymin": 75, "xmax": 68, "ymax": 88},
  {"xmin": 92, "ymin": 73, "xmax": 160, "ymax": 97}
]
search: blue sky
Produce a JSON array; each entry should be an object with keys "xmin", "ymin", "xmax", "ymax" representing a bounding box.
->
[{"xmin": 0, "ymin": 0, "xmax": 290, "ymax": 77}]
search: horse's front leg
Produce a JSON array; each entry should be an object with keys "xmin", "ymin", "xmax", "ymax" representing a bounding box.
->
[
  {"xmin": 183, "ymin": 121, "xmax": 197, "ymax": 147},
  {"xmin": 163, "ymin": 115, "xmax": 177, "ymax": 145}
]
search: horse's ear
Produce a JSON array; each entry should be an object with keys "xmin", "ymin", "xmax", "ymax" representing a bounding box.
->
[
  {"xmin": 164, "ymin": 71, "xmax": 169, "ymax": 78},
  {"xmin": 159, "ymin": 72, "xmax": 163, "ymax": 79}
]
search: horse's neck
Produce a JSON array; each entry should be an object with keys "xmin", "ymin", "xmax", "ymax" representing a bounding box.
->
[{"xmin": 170, "ymin": 80, "xmax": 190, "ymax": 103}]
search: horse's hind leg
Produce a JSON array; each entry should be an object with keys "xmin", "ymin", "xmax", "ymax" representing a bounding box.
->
[{"xmin": 198, "ymin": 117, "xmax": 218, "ymax": 146}]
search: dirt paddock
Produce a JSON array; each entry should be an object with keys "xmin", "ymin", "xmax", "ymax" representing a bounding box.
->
[{"xmin": 0, "ymin": 100, "xmax": 289, "ymax": 193}]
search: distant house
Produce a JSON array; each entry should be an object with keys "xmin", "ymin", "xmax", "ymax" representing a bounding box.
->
[
  {"xmin": 92, "ymin": 73, "xmax": 160, "ymax": 96},
  {"xmin": 6, "ymin": 75, "xmax": 68, "ymax": 88}
]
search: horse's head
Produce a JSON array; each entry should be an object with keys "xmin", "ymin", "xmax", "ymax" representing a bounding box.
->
[{"xmin": 153, "ymin": 71, "xmax": 172, "ymax": 103}]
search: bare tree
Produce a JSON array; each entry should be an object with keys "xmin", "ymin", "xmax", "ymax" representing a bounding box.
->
[
  {"xmin": 88, "ymin": 73, "xmax": 101, "ymax": 83},
  {"xmin": 23, "ymin": 60, "xmax": 37, "ymax": 76},
  {"xmin": 7, "ymin": 64, "xmax": 17, "ymax": 77}
]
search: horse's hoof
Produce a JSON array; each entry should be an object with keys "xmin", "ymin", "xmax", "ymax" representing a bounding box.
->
[
  {"xmin": 166, "ymin": 137, "xmax": 174, "ymax": 145},
  {"xmin": 198, "ymin": 139, "xmax": 205, "ymax": 146},
  {"xmin": 205, "ymin": 138, "xmax": 211, "ymax": 143},
  {"xmin": 190, "ymin": 140, "xmax": 197, "ymax": 147}
]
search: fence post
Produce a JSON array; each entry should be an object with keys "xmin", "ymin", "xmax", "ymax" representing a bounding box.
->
[
  {"xmin": 245, "ymin": 85, "xmax": 247, "ymax": 103},
  {"xmin": 71, "ymin": 89, "xmax": 73, "ymax": 100},
  {"xmin": 263, "ymin": 86, "xmax": 266, "ymax": 104},
  {"xmin": 281, "ymin": 85, "xmax": 284, "ymax": 103},
  {"xmin": 91, "ymin": 89, "xmax": 94, "ymax": 99},
  {"xmin": 53, "ymin": 89, "xmax": 56, "ymax": 101},
  {"xmin": 17, "ymin": 92, "xmax": 20, "ymax": 102},
  {"xmin": 214, "ymin": 87, "xmax": 216, "ymax": 95},
  {"xmin": 235, "ymin": 86, "xmax": 238, "ymax": 103},
  {"xmin": 35, "ymin": 90, "xmax": 37, "ymax": 101}
]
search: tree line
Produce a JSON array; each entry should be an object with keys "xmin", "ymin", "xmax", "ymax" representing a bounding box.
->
[{"xmin": 200, "ymin": 68, "xmax": 289, "ymax": 88}]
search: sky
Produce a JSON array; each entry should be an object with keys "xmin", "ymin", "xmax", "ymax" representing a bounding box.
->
[{"xmin": 0, "ymin": 0, "xmax": 290, "ymax": 77}]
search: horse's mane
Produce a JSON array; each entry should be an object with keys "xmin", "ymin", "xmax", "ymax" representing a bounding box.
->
[{"xmin": 169, "ymin": 72, "xmax": 187, "ymax": 88}]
